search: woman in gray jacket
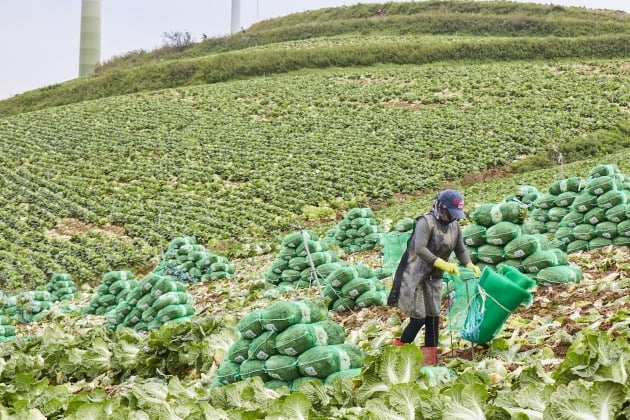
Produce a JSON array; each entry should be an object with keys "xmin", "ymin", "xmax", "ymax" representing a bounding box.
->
[{"xmin": 388, "ymin": 189, "xmax": 480, "ymax": 365}]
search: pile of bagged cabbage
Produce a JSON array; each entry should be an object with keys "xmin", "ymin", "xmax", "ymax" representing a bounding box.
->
[
  {"xmin": 322, "ymin": 263, "xmax": 389, "ymax": 312},
  {"xmin": 264, "ymin": 230, "xmax": 341, "ymax": 290},
  {"xmin": 0, "ymin": 314, "xmax": 15, "ymax": 341},
  {"xmin": 215, "ymin": 300, "xmax": 364, "ymax": 390},
  {"xmin": 325, "ymin": 208, "xmax": 382, "ymax": 254},
  {"xmin": 84, "ymin": 271, "xmax": 195, "ymax": 331},
  {"xmin": 45, "ymin": 273, "xmax": 78, "ymax": 302},
  {"xmin": 154, "ymin": 236, "xmax": 235, "ymax": 282},
  {"xmin": 463, "ymin": 200, "xmax": 582, "ymax": 285},
  {"xmin": 521, "ymin": 164, "xmax": 629, "ymax": 253}
]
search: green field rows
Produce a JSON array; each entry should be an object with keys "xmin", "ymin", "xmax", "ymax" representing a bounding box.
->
[{"xmin": 0, "ymin": 60, "xmax": 628, "ymax": 288}]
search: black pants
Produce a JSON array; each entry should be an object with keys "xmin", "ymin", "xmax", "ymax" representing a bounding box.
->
[{"xmin": 400, "ymin": 316, "xmax": 439, "ymax": 347}]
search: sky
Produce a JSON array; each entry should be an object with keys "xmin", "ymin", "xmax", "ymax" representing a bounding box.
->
[{"xmin": 0, "ymin": 0, "xmax": 627, "ymax": 100}]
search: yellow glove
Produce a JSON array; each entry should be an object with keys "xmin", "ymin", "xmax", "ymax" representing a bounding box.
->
[
  {"xmin": 434, "ymin": 258, "xmax": 460, "ymax": 277},
  {"xmin": 466, "ymin": 263, "xmax": 482, "ymax": 277}
]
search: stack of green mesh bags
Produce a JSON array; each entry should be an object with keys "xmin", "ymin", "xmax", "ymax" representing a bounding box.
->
[
  {"xmin": 45, "ymin": 273, "xmax": 78, "ymax": 302},
  {"xmin": 325, "ymin": 208, "xmax": 382, "ymax": 254},
  {"xmin": 13, "ymin": 291, "xmax": 56, "ymax": 323},
  {"xmin": 322, "ymin": 264, "xmax": 389, "ymax": 312},
  {"xmin": 526, "ymin": 176, "xmax": 587, "ymax": 236},
  {"xmin": 215, "ymin": 300, "xmax": 364, "ymax": 390},
  {"xmin": 0, "ymin": 315, "xmax": 16, "ymax": 341},
  {"xmin": 155, "ymin": 236, "xmax": 235, "ymax": 282},
  {"xmin": 464, "ymin": 200, "xmax": 581, "ymax": 285},
  {"xmin": 0, "ymin": 293, "xmax": 18, "ymax": 319},
  {"xmin": 104, "ymin": 273, "xmax": 195, "ymax": 331},
  {"xmin": 83, "ymin": 271, "xmax": 137, "ymax": 315},
  {"xmin": 265, "ymin": 231, "xmax": 341, "ymax": 290},
  {"xmin": 379, "ymin": 217, "xmax": 415, "ymax": 277},
  {"xmin": 551, "ymin": 164, "xmax": 630, "ymax": 253}
]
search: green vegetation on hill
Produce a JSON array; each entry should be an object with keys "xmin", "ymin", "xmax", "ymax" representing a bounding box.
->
[
  {"xmin": 0, "ymin": 1, "xmax": 627, "ymax": 117},
  {"xmin": 0, "ymin": 60, "xmax": 627, "ymax": 288}
]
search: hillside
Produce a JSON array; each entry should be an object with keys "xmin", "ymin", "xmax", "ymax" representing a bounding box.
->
[
  {"xmin": 1, "ymin": 59, "xmax": 628, "ymax": 288},
  {"xmin": 0, "ymin": 1, "xmax": 628, "ymax": 116}
]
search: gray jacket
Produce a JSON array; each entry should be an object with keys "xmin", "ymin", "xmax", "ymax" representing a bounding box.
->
[{"xmin": 390, "ymin": 212, "xmax": 471, "ymax": 318}]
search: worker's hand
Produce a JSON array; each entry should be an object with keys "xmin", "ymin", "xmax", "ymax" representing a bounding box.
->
[
  {"xmin": 466, "ymin": 263, "xmax": 482, "ymax": 277},
  {"xmin": 434, "ymin": 258, "xmax": 460, "ymax": 277}
]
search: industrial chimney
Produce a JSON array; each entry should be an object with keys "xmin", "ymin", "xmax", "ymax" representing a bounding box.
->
[
  {"xmin": 231, "ymin": 0, "xmax": 241, "ymax": 34},
  {"xmin": 79, "ymin": 0, "xmax": 101, "ymax": 76}
]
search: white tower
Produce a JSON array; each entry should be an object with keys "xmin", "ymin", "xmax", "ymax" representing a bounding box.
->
[
  {"xmin": 79, "ymin": 0, "xmax": 101, "ymax": 76},
  {"xmin": 231, "ymin": 0, "xmax": 241, "ymax": 34}
]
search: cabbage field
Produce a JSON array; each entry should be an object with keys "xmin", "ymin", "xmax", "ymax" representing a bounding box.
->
[{"xmin": 0, "ymin": 60, "xmax": 628, "ymax": 288}]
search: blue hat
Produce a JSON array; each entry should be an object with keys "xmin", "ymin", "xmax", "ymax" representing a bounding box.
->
[{"xmin": 437, "ymin": 189, "xmax": 465, "ymax": 219}]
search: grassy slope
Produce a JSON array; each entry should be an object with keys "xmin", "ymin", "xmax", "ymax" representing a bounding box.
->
[{"xmin": 0, "ymin": 1, "xmax": 628, "ymax": 117}]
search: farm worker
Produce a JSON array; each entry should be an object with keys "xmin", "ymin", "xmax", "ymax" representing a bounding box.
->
[{"xmin": 387, "ymin": 189, "xmax": 481, "ymax": 365}]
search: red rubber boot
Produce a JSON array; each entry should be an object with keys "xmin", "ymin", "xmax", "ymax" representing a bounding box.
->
[{"xmin": 421, "ymin": 346, "xmax": 438, "ymax": 365}]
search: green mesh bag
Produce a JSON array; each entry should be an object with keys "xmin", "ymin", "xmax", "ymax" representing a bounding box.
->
[
  {"xmin": 260, "ymin": 300, "xmax": 327, "ymax": 333},
  {"xmin": 102, "ymin": 270, "xmax": 135, "ymax": 286},
  {"xmin": 156, "ymin": 304, "xmax": 194, "ymax": 323},
  {"xmin": 326, "ymin": 267, "xmax": 358, "ymax": 288},
  {"xmin": 617, "ymin": 219, "xmax": 630, "ymax": 237},
  {"xmin": 316, "ymin": 263, "xmax": 345, "ymax": 278},
  {"xmin": 567, "ymin": 240, "xmax": 589, "ymax": 253},
  {"xmin": 504, "ymin": 234, "xmax": 540, "ymax": 259},
  {"xmin": 536, "ymin": 265, "xmax": 583, "ymax": 285},
  {"xmin": 559, "ymin": 211, "xmax": 584, "ymax": 228},
  {"xmin": 278, "ymin": 247, "xmax": 298, "ymax": 261},
  {"xmin": 597, "ymin": 190, "xmax": 627, "ymax": 210},
  {"xmin": 554, "ymin": 227, "xmax": 575, "ymax": 245},
  {"xmin": 585, "ymin": 176, "xmax": 616, "ymax": 196},
  {"xmin": 382, "ymin": 232, "xmax": 411, "ymax": 271},
  {"xmin": 588, "ymin": 164, "xmax": 618, "ymax": 178},
  {"xmin": 265, "ymin": 355, "xmax": 300, "ymax": 382},
  {"xmin": 237, "ymin": 310, "xmax": 264, "ymax": 339},
  {"xmin": 464, "ymin": 245, "xmax": 479, "ymax": 263},
  {"xmin": 462, "ymin": 225, "xmax": 487, "ymax": 247},
  {"xmin": 584, "ymin": 207, "xmax": 607, "ymax": 225},
  {"xmin": 296, "ymin": 240, "xmax": 325, "ymax": 257},
  {"xmin": 485, "ymin": 222, "xmax": 521, "ymax": 246},
  {"xmin": 546, "ymin": 221, "xmax": 559, "ymax": 234},
  {"xmin": 549, "ymin": 177, "xmax": 585, "ymax": 195},
  {"xmin": 275, "ymin": 321, "xmax": 345, "ymax": 356},
  {"xmin": 291, "ymin": 377, "xmax": 323, "ymax": 391},
  {"xmin": 297, "ymin": 344, "xmax": 364, "ymax": 379},
  {"xmin": 350, "ymin": 217, "xmax": 376, "ymax": 230},
  {"xmin": 521, "ymin": 250, "xmax": 560, "ymax": 273},
  {"xmin": 522, "ymin": 221, "xmax": 547, "ymax": 234},
  {"xmin": 310, "ymin": 251, "xmax": 339, "ymax": 267},
  {"xmin": 151, "ymin": 292, "xmax": 188, "ymax": 311},
  {"xmin": 288, "ymin": 257, "xmax": 308, "ymax": 272},
  {"xmin": 355, "ymin": 290, "xmax": 388, "ymax": 308},
  {"xmin": 324, "ymin": 368, "xmax": 362, "ymax": 385},
  {"xmin": 214, "ymin": 361, "xmax": 241, "ymax": 386},
  {"xmin": 589, "ymin": 237, "xmax": 613, "ymax": 249},
  {"xmin": 282, "ymin": 231, "xmax": 318, "ymax": 249},
  {"xmin": 347, "ymin": 208, "xmax": 374, "ymax": 220},
  {"xmin": 248, "ymin": 330, "xmax": 278, "ymax": 361},
  {"xmin": 548, "ymin": 207, "xmax": 569, "ymax": 222},
  {"xmin": 530, "ymin": 208, "xmax": 550, "ymax": 223},
  {"xmin": 341, "ymin": 278, "xmax": 383, "ymax": 298},
  {"xmin": 476, "ymin": 245, "xmax": 505, "ymax": 264},
  {"xmin": 281, "ymin": 270, "xmax": 301, "ymax": 283},
  {"xmin": 240, "ymin": 359, "xmax": 271, "ymax": 382},
  {"xmin": 395, "ymin": 218, "xmax": 415, "ymax": 232},
  {"xmin": 572, "ymin": 193, "xmax": 598, "ymax": 213},
  {"xmin": 227, "ymin": 337, "xmax": 252, "ymax": 364},
  {"xmin": 555, "ymin": 191, "xmax": 579, "ymax": 208},
  {"xmin": 535, "ymin": 194, "xmax": 557, "ymax": 210},
  {"xmin": 472, "ymin": 202, "xmax": 526, "ymax": 227},
  {"xmin": 332, "ymin": 297, "xmax": 356, "ymax": 313},
  {"xmin": 270, "ymin": 258, "xmax": 289, "ymax": 274},
  {"xmin": 606, "ymin": 204, "xmax": 627, "ymax": 223},
  {"xmin": 596, "ymin": 221, "xmax": 618, "ymax": 239},
  {"xmin": 613, "ymin": 236, "xmax": 630, "ymax": 246},
  {"xmin": 372, "ymin": 267, "xmax": 394, "ymax": 279},
  {"xmin": 573, "ymin": 224, "xmax": 597, "ymax": 241}
]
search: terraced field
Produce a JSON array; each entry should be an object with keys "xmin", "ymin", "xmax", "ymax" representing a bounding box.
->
[{"xmin": 0, "ymin": 60, "xmax": 628, "ymax": 288}]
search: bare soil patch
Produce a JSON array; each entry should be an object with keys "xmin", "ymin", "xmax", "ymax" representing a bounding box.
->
[{"xmin": 46, "ymin": 218, "xmax": 132, "ymax": 242}]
